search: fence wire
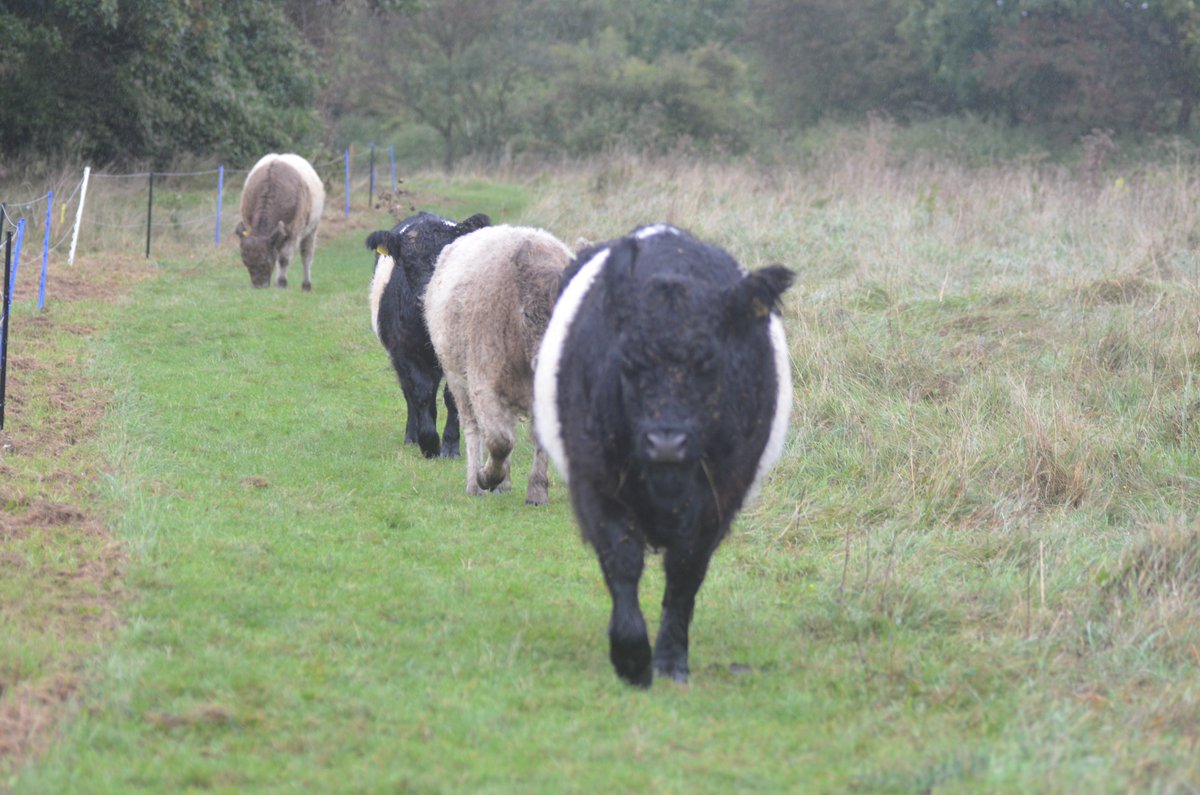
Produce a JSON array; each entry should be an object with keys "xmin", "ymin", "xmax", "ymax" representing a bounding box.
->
[{"xmin": 0, "ymin": 147, "xmax": 389, "ymax": 303}]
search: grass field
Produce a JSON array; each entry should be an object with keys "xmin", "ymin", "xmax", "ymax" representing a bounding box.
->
[{"xmin": 3, "ymin": 136, "xmax": 1200, "ymax": 792}]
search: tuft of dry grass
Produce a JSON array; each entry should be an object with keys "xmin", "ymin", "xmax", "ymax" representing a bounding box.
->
[
  {"xmin": 505, "ymin": 134, "xmax": 1200, "ymax": 787},
  {"xmin": 1096, "ymin": 517, "xmax": 1200, "ymax": 664}
]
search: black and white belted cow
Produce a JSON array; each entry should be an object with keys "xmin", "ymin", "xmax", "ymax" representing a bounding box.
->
[
  {"xmin": 366, "ymin": 212, "xmax": 491, "ymax": 458},
  {"xmin": 533, "ymin": 223, "xmax": 795, "ymax": 687}
]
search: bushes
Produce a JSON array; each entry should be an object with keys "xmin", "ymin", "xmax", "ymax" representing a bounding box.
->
[{"xmin": 0, "ymin": 0, "xmax": 321, "ymax": 167}]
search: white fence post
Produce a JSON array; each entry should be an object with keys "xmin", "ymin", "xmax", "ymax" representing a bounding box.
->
[{"xmin": 67, "ymin": 166, "xmax": 91, "ymax": 267}]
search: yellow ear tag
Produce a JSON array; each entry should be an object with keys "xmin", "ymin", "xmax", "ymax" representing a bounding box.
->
[
  {"xmin": 375, "ymin": 244, "xmax": 388, "ymax": 255},
  {"xmin": 751, "ymin": 298, "xmax": 770, "ymax": 319},
  {"xmin": 240, "ymin": 229, "xmax": 249, "ymax": 238}
]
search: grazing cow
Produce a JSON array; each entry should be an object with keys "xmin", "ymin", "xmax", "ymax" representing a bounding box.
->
[
  {"xmin": 235, "ymin": 153, "xmax": 325, "ymax": 290},
  {"xmin": 425, "ymin": 225, "xmax": 573, "ymax": 505},
  {"xmin": 366, "ymin": 212, "xmax": 491, "ymax": 458},
  {"xmin": 533, "ymin": 224, "xmax": 794, "ymax": 687}
]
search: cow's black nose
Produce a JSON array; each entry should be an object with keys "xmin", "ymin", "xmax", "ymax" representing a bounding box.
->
[{"xmin": 646, "ymin": 431, "xmax": 689, "ymax": 464}]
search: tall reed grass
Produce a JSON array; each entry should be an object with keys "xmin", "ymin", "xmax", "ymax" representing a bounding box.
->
[{"xmin": 501, "ymin": 127, "xmax": 1200, "ymax": 785}]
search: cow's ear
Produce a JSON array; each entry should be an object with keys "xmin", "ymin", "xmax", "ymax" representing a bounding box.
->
[
  {"xmin": 459, "ymin": 213, "xmax": 491, "ymax": 231},
  {"xmin": 725, "ymin": 264, "xmax": 795, "ymax": 330},
  {"xmin": 269, "ymin": 220, "xmax": 287, "ymax": 248},
  {"xmin": 235, "ymin": 221, "xmax": 248, "ymax": 239},
  {"xmin": 365, "ymin": 230, "xmax": 389, "ymax": 254}
]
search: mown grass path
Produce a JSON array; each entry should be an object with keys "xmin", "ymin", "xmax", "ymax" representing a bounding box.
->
[{"xmin": 11, "ymin": 216, "xmax": 842, "ymax": 793}]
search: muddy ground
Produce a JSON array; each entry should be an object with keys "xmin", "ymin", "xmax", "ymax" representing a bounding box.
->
[{"xmin": 0, "ymin": 253, "xmax": 152, "ymax": 778}]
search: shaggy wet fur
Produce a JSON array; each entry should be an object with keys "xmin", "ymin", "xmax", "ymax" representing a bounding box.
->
[
  {"xmin": 533, "ymin": 224, "xmax": 794, "ymax": 687},
  {"xmin": 425, "ymin": 225, "xmax": 572, "ymax": 505}
]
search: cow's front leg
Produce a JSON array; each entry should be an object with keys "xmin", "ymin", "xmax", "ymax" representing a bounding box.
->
[
  {"xmin": 653, "ymin": 542, "xmax": 715, "ymax": 684},
  {"xmin": 576, "ymin": 487, "xmax": 651, "ymax": 687},
  {"xmin": 601, "ymin": 538, "xmax": 650, "ymax": 687},
  {"xmin": 276, "ymin": 251, "xmax": 291, "ymax": 289}
]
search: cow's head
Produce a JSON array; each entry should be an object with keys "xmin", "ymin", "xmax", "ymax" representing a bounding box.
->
[
  {"xmin": 235, "ymin": 220, "xmax": 287, "ymax": 288},
  {"xmin": 367, "ymin": 212, "xmax": 492, "ymax": 286},
  {"xmin": 602, "ymin": 237, "xmax": 793, "ymax": 499}
]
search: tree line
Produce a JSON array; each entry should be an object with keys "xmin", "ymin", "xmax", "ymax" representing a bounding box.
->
[{"xmin": 3, "ymin": 0, "xmax": 1199, "ymax": 169}]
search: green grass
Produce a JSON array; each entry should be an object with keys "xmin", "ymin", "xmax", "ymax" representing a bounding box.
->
[{"xmin": 6, "ymin": 154, "xmax": 1200, "ymax": 792}]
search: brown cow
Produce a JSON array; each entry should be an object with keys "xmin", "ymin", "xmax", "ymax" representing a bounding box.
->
[{"xmin": 235, "ymin": 153, "xmax": 325, "ymax": 290}]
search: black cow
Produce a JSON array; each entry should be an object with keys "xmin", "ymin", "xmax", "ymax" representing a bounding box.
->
[
  {"xmin": 533, "ymin": 224, "xmax": 794, "ymax": 687},
  {"xmin": 366, "ymin": 212, "xmax": 491, "ymax": 458}
]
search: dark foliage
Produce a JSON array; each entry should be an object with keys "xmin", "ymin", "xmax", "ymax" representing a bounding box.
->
[{"xmin": 0, "ymin": 0, "xmax": 320, "ymax": 165}]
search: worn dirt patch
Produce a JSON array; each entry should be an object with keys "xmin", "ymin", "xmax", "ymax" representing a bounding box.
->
[{"xmin": 0, "ymin": 253, "xmax": 150, "ymax": 781}]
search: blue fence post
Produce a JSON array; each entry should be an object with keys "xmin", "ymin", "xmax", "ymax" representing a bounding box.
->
[
  {"xmin": 389, "ymin": 145, "xmax": 396, "ymax": 193},
  {"xmin": 9, "ymin": 217, "xmax": 26, "ymax": 298},
  {"xmin": 38, "ymin": 191, "xmax": 52, "ymax": 310},
  {"xmin": 145, "ymin": 172, "xmax": 155, "ymax": 259},
  {"xmin": 214, "ymin": 164, "xmax": 224, "ymax": 245},
  {"xmin": 1, "ymin": 232, "xmax": 10, "ymax": 429},
  {"xmin": 344, "ymin": 148, "xmax": 351, "ymax": 218}
]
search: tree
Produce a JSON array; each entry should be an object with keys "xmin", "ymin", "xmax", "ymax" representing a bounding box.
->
[
  {"xmin": 0, "ymin": 0, "xmax": 321, "ymax": 165},
  {"xmin": 898, "ymin": 0, "xmax": 1200, "ymax": 134},
  {"xmin": 745, "ymin": 0, "xmax": 934, "ymax": 125},
  {"xmin": 343, "ymin": 0, "xmax": 524, "ymax": 170},
  {"xmin": 974, "ymin": 1, "xmax": 1200, "ymax": 134},
  {"xmin": 894, "ymin": 0, "xmax": 1006, "ymax": 112}
]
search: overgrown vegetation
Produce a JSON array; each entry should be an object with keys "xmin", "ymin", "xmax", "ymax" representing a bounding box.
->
[
  {"xmin": 8, "ymin": 1, "xmax": 1200, "ymax": 169},
  {"xmin": 2, "ymin": 129, "xmax": 1199, "ymax": 790}
]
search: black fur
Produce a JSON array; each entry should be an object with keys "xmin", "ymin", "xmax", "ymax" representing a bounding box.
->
[
  {"xmin": 548, "ymin": 225, "xmax": 793, "ymax": 687},
  {"xmin": 366, "ymin": 212, "xmax": 491, "ymax": 458}
]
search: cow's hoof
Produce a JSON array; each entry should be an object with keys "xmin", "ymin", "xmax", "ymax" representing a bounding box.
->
[
  {"xmin": 654, "ymin": 664, "xmax": 689, "ymax": 685},
  {"xmin": 617, "ymin": 664, "xmax": 653, "ymax": 689},
  {"xmin": 477, "ymin": 468, "xmax": 507, "ymax": 492},
  {"xmin": 302, "ymin": 282, "xmax": 312, "ymax": 292},
  {"xmin": 612, "ymin": 637, "xmax": 653, "ymax": 688},
  {"xmin": 276, "ymin": 278, "xmax": 288, "ymax": 288},
  {"xmin": 418, "ymin": 432, "xmax": 441, "ymax": 459},
  {"xmin": 440, "ymin": 444, "xmax": 460, "ymax": 459}
]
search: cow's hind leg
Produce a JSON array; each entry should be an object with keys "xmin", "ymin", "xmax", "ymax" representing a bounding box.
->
[
  {"xmin": 477, "ymin": 427, "xmax": 513, "ymax": 493},
  {"xmin": 299, "ymin": 231, "xmax": 316, "ymax": 292},
  {"xmin": 403, "ymin": 365, "xmax": 442, "ymax": 457},
  {"xmin": 390, "ymin": 359, "xmax": 421, "ymax": 446},
  {"xmin": 440, "ymin": 383, "xmax": 461, "ymax": 459},
  {"xmin": 653, "ymin": 543, "xmax": 715, "ymax": 684},
  {"xmin": 524, "ymin": 427, "xmax": 549, "ymax": 506},
  {"xmin": 455, "ymin": 390, "xmax": 488, "ymax": 496},
  {"xmin": 472, "ymin": 389, "xmax": 515, "ymax": 493}
]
